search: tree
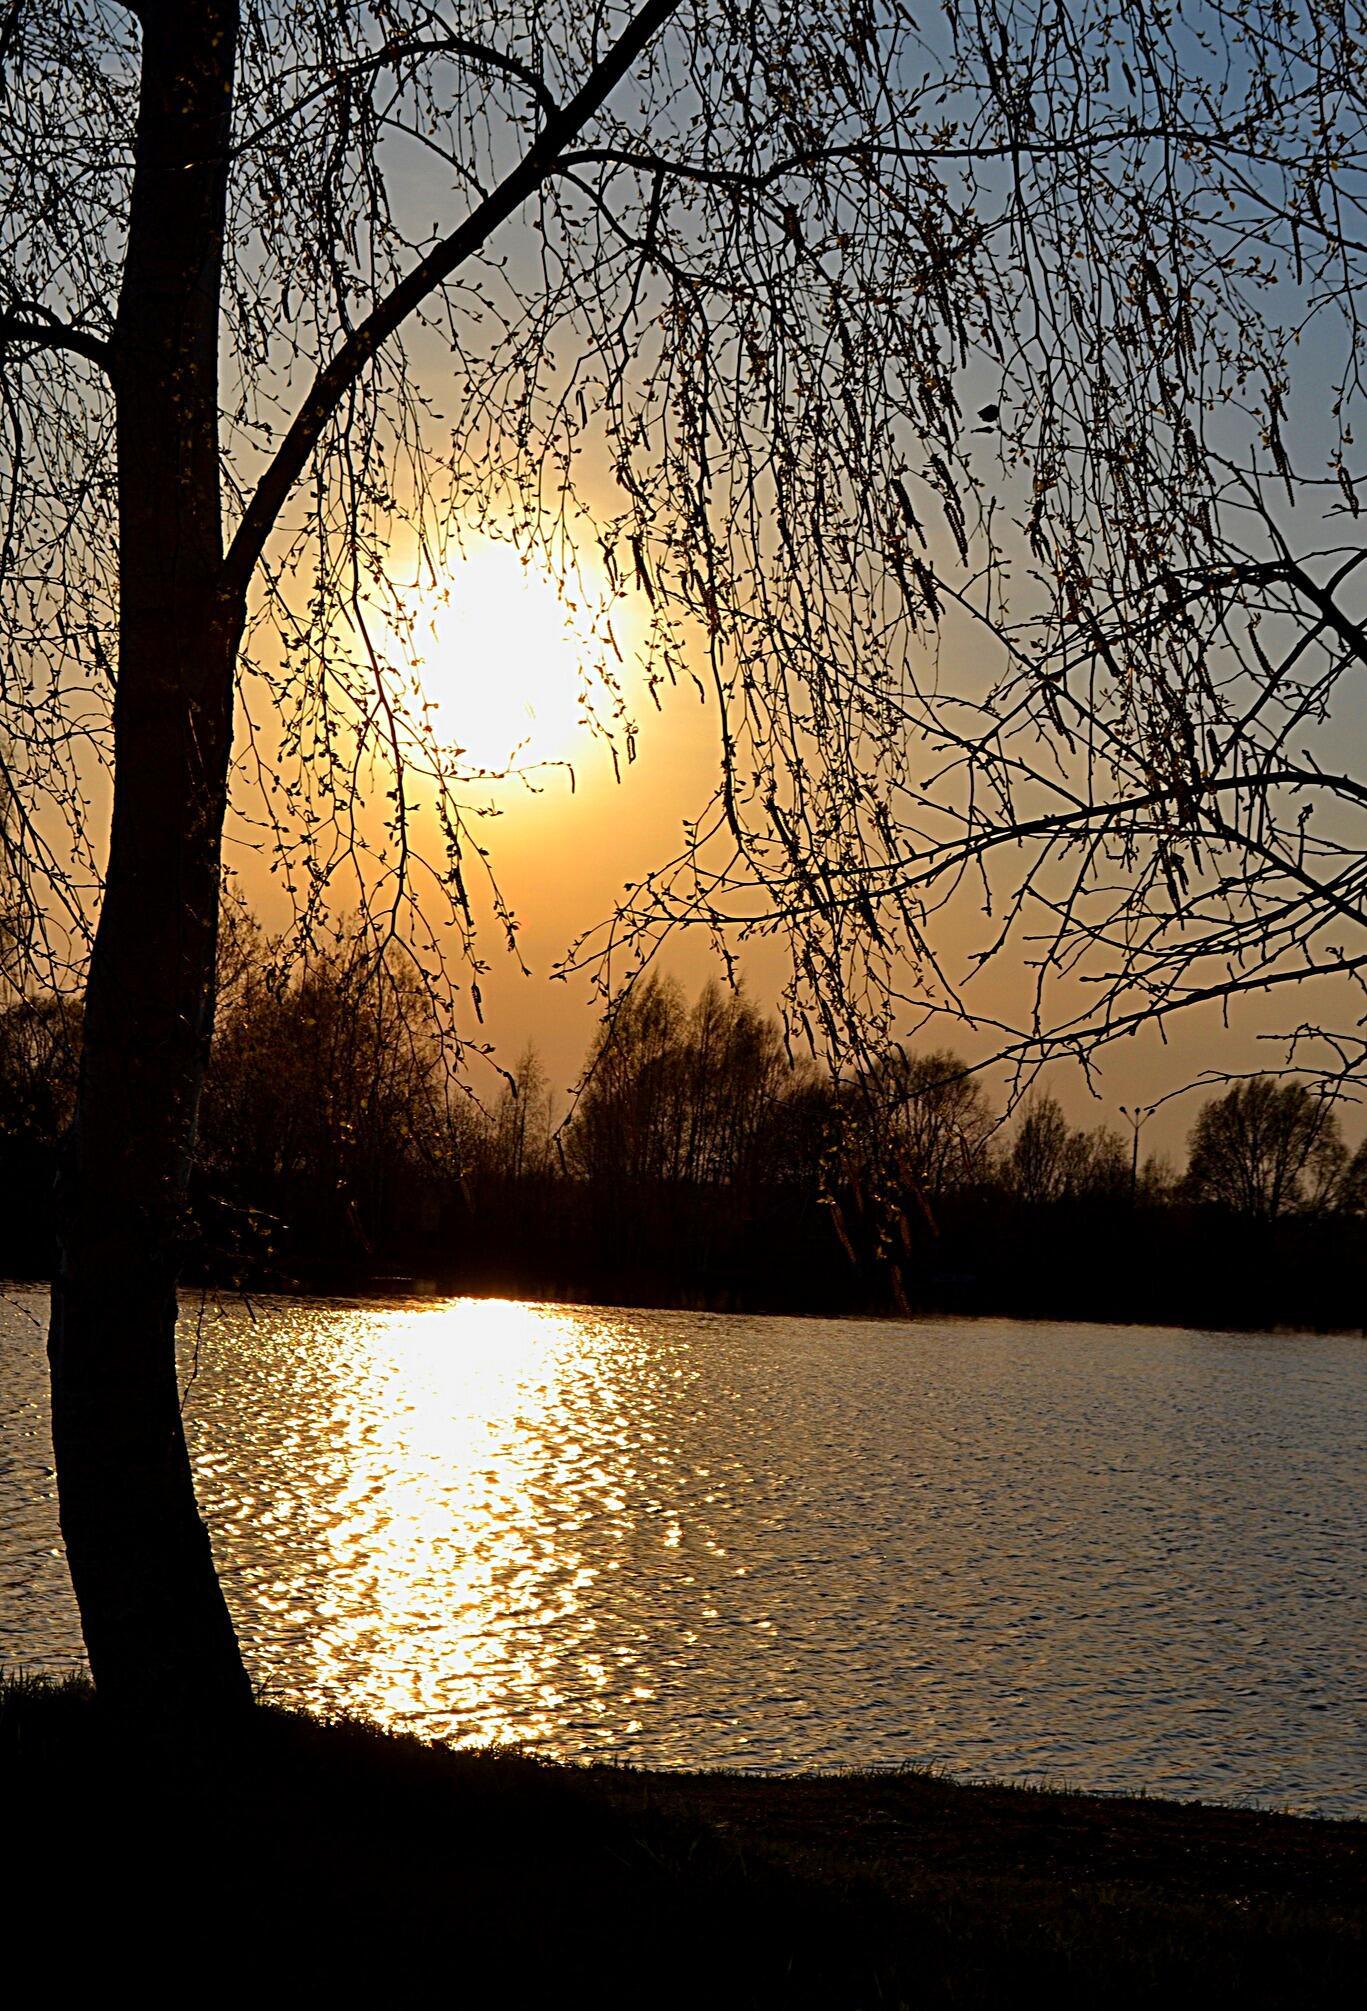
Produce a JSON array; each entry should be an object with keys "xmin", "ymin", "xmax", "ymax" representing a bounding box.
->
[
  {"xmin": 672, "ymin": 981, "xmax": 791, "ymax": 1188},
  {"xmin": 566, "ymin": 973, "xmax": 688, "ymax": 1188},
  {"xmin": 1184, "ymin": 1078, "xmax": 1350, "ymax": 1222},
  {"xmin": 566, "ymin": 974, "xmax": 790, "ymax": 1191},
  {"xmin": 3, "ymin": 4, "xmax": 1365, "ymax": 1710},
  {"xmin": 1007, "ymin": 1096, "xmax": 1075, "ymax": 1207},
  {"xmin": 1007, "ymin": 1097, "xmax": 1133, "ymax": 1206},
  {"xmin": 198, "ymin": 917, "xmax": 461, "ymax": 1264},
  {"xmin": 888, "ymin": 1049, "xmax": 995, "ymax": 1198},
  {"xmin": 1082, "ymin": 1129, "xmax": 1133, "ymax": 1206},
  {"xmin": 7, "ymin": 0, "xmax": 704, "ymax": 1714},
  {"xmin": 0, "ymin": 990, "xmax": 81, "ymax": 1150},
  {"xmin": 840, "ymin": 1047, "xmax": 995, "ymax": 1206},
  {"xmin": 488, "ymin": 1045, "xmax": 556, "ymax": 1182}
]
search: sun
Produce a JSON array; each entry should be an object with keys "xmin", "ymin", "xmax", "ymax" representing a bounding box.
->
[{"xmin": 407, "ymin": 544, "xmax": 597, "ymax": 774}]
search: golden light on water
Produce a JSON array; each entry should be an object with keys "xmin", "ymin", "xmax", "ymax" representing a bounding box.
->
[{"xmin": 295, "ymin": 1297, "xmax": 634, "ymax": 1748}]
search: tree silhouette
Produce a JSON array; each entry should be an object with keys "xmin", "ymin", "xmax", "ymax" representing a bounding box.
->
[
  {"xmin": 876, "ymin": 1049, "xmax": 996, "ymax": 1200},
  {"xmin": 1184, "ymin": 1078, "xmax": 1352, "ymax": 1222},
  {"xmin": 199, "ymin": 918, "xmax": 460, "ymax": 1263},
  {"xmin": 0, "ymin": 991, "xmax": 79, "ymax": 1145},
  {"xmin": 2, "ymin": 3, "xmax": 1365, "ymax": 1708},
  {"xmin": 488, "ymin": 1045, "xmax": 556, "ymax": 1182},
  {"xmin": 1006, "ymin": 1097, "xmax": 1131, "ymax": 1207},
  {"xmin": 567, "ymin": 974, "xmax": 795, "ymax": 1191}
]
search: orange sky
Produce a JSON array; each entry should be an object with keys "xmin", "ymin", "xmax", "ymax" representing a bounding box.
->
[{"xmin": 216, "ymin": 530, "xmax": 1367, "ymax": 1169}]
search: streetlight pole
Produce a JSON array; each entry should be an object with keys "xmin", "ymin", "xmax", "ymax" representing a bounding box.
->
[{"xmin": 1120, "ymin": 1104, "xmax": 1155, "ymax": 1204}]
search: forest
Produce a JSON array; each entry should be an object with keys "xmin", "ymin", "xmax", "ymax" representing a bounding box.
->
[{"xmin": 3, "ymin": 915, "xmax": 1364, "ymax": 1332}]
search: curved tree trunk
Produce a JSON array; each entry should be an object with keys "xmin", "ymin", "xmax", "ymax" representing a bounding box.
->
[{"xmin": 48, "ymin": 2, "xmax": 251, "ymax": 1713}]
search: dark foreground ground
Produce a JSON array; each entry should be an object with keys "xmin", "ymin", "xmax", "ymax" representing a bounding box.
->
[{"xmin": 3, "ymin": 1676, "xmax": 1361, "ymax": 2006}]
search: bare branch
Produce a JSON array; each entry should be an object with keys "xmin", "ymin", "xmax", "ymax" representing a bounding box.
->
[
  {"xmin": 223, "ymin": 0, "xmax": 682, "ymax": 598},
  {"xmin": 232, "ymin": 33, "xmax": 561, "ymax": 158},
  {"xmin": 0, "ymin": 311, "xmax": 111, "ymax": 372}
]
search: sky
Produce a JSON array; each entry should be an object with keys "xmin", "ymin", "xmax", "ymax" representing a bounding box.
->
[
  {"xmin": 223, "ymin": 520, "xmax": 1367, "ymax": 1164},
  {"xmin": 14, "ymin": 1, "xmax": 1367, "ymax": 1165},
  {"xmin": 225, "ymin": 12, "xmax": 1362, "ymax": 1159}
]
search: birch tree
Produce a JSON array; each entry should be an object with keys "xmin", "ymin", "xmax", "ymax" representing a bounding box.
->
[{"xmin": 2, "ymin": 1, "xmax": 1364, "ymax": 1708}]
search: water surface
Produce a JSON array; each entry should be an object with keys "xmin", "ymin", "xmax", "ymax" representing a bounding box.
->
[{"xmin": 3, "ymin": 1288, "xmax": 1363, "ymax": 1814}]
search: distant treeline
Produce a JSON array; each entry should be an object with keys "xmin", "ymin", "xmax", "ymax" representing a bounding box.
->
[{"xmin": 2, "ymin": 920, "xmax": 1365, "ymax": 1329}]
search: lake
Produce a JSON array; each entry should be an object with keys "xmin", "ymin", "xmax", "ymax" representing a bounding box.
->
[{"xmin": 2, "ymin": 1287, "xmax": 1363, "ymax": 1815}]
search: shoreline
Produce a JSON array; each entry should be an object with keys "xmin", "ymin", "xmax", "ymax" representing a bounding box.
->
[
  {"xmin": 9, "ymin": 1271, "xmax": 1367, "ymax": 1342},
  {"xmin": 5, "ymin": 1657, "xmax": 1362, "ymax": 1826},
  {"xmin": 3, "ymin": 1676, "xmax": 1362, "ymax": 2001}
]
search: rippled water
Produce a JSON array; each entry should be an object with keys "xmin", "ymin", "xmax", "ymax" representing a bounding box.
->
[{"xmin": 3, "ymin": 1286, "xmax": 1364, "ymax": 1813}]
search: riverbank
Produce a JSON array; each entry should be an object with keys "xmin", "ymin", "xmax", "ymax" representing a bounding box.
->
[
  {"xmin": 8, "ymin": 1268, "xmax": 1367, "ymax": 1345},
  {"xmin": 3, "ymin": 1676, "xmax": 1361, "ymax": 2004},
  {"xmin": 9, "ymin": 1150, "xmax": 1367, "ymax": 1334}
]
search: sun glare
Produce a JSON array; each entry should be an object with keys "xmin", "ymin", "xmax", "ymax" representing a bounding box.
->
[{"xmin": 408, "ymin": 544, "xmax": 600, "ymax": 774}]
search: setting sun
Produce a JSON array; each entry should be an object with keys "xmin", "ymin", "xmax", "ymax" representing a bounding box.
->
[{"xmin": 407, "ymin": 544, "xmax": 603, "ymax": 774}]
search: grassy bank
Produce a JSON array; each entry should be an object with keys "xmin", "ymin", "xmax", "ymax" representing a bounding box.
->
[{"xmin": 2, "ymin": 1676, "xmax": 1361, "ymax": 2004}]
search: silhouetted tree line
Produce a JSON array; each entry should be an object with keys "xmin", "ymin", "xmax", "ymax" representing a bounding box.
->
[{"xmin": 2, "ymin": 933, "xmax": 1365, "ymax": 1328}]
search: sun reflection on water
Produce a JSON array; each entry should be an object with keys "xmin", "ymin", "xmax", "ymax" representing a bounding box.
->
[{"xmin": 288, "ymin": 1298, "xmax": 627, "ymax": 1747}]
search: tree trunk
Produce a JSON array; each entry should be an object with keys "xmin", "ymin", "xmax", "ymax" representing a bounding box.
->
[{"xmin": 48, "ymin": 2, "xmax": 252, "ymax": 1713}]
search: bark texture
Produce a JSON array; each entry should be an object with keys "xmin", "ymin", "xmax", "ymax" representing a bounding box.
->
[{"xmin": 48, "ymin": 1, "xmax": 251, "ymax": 1713}]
